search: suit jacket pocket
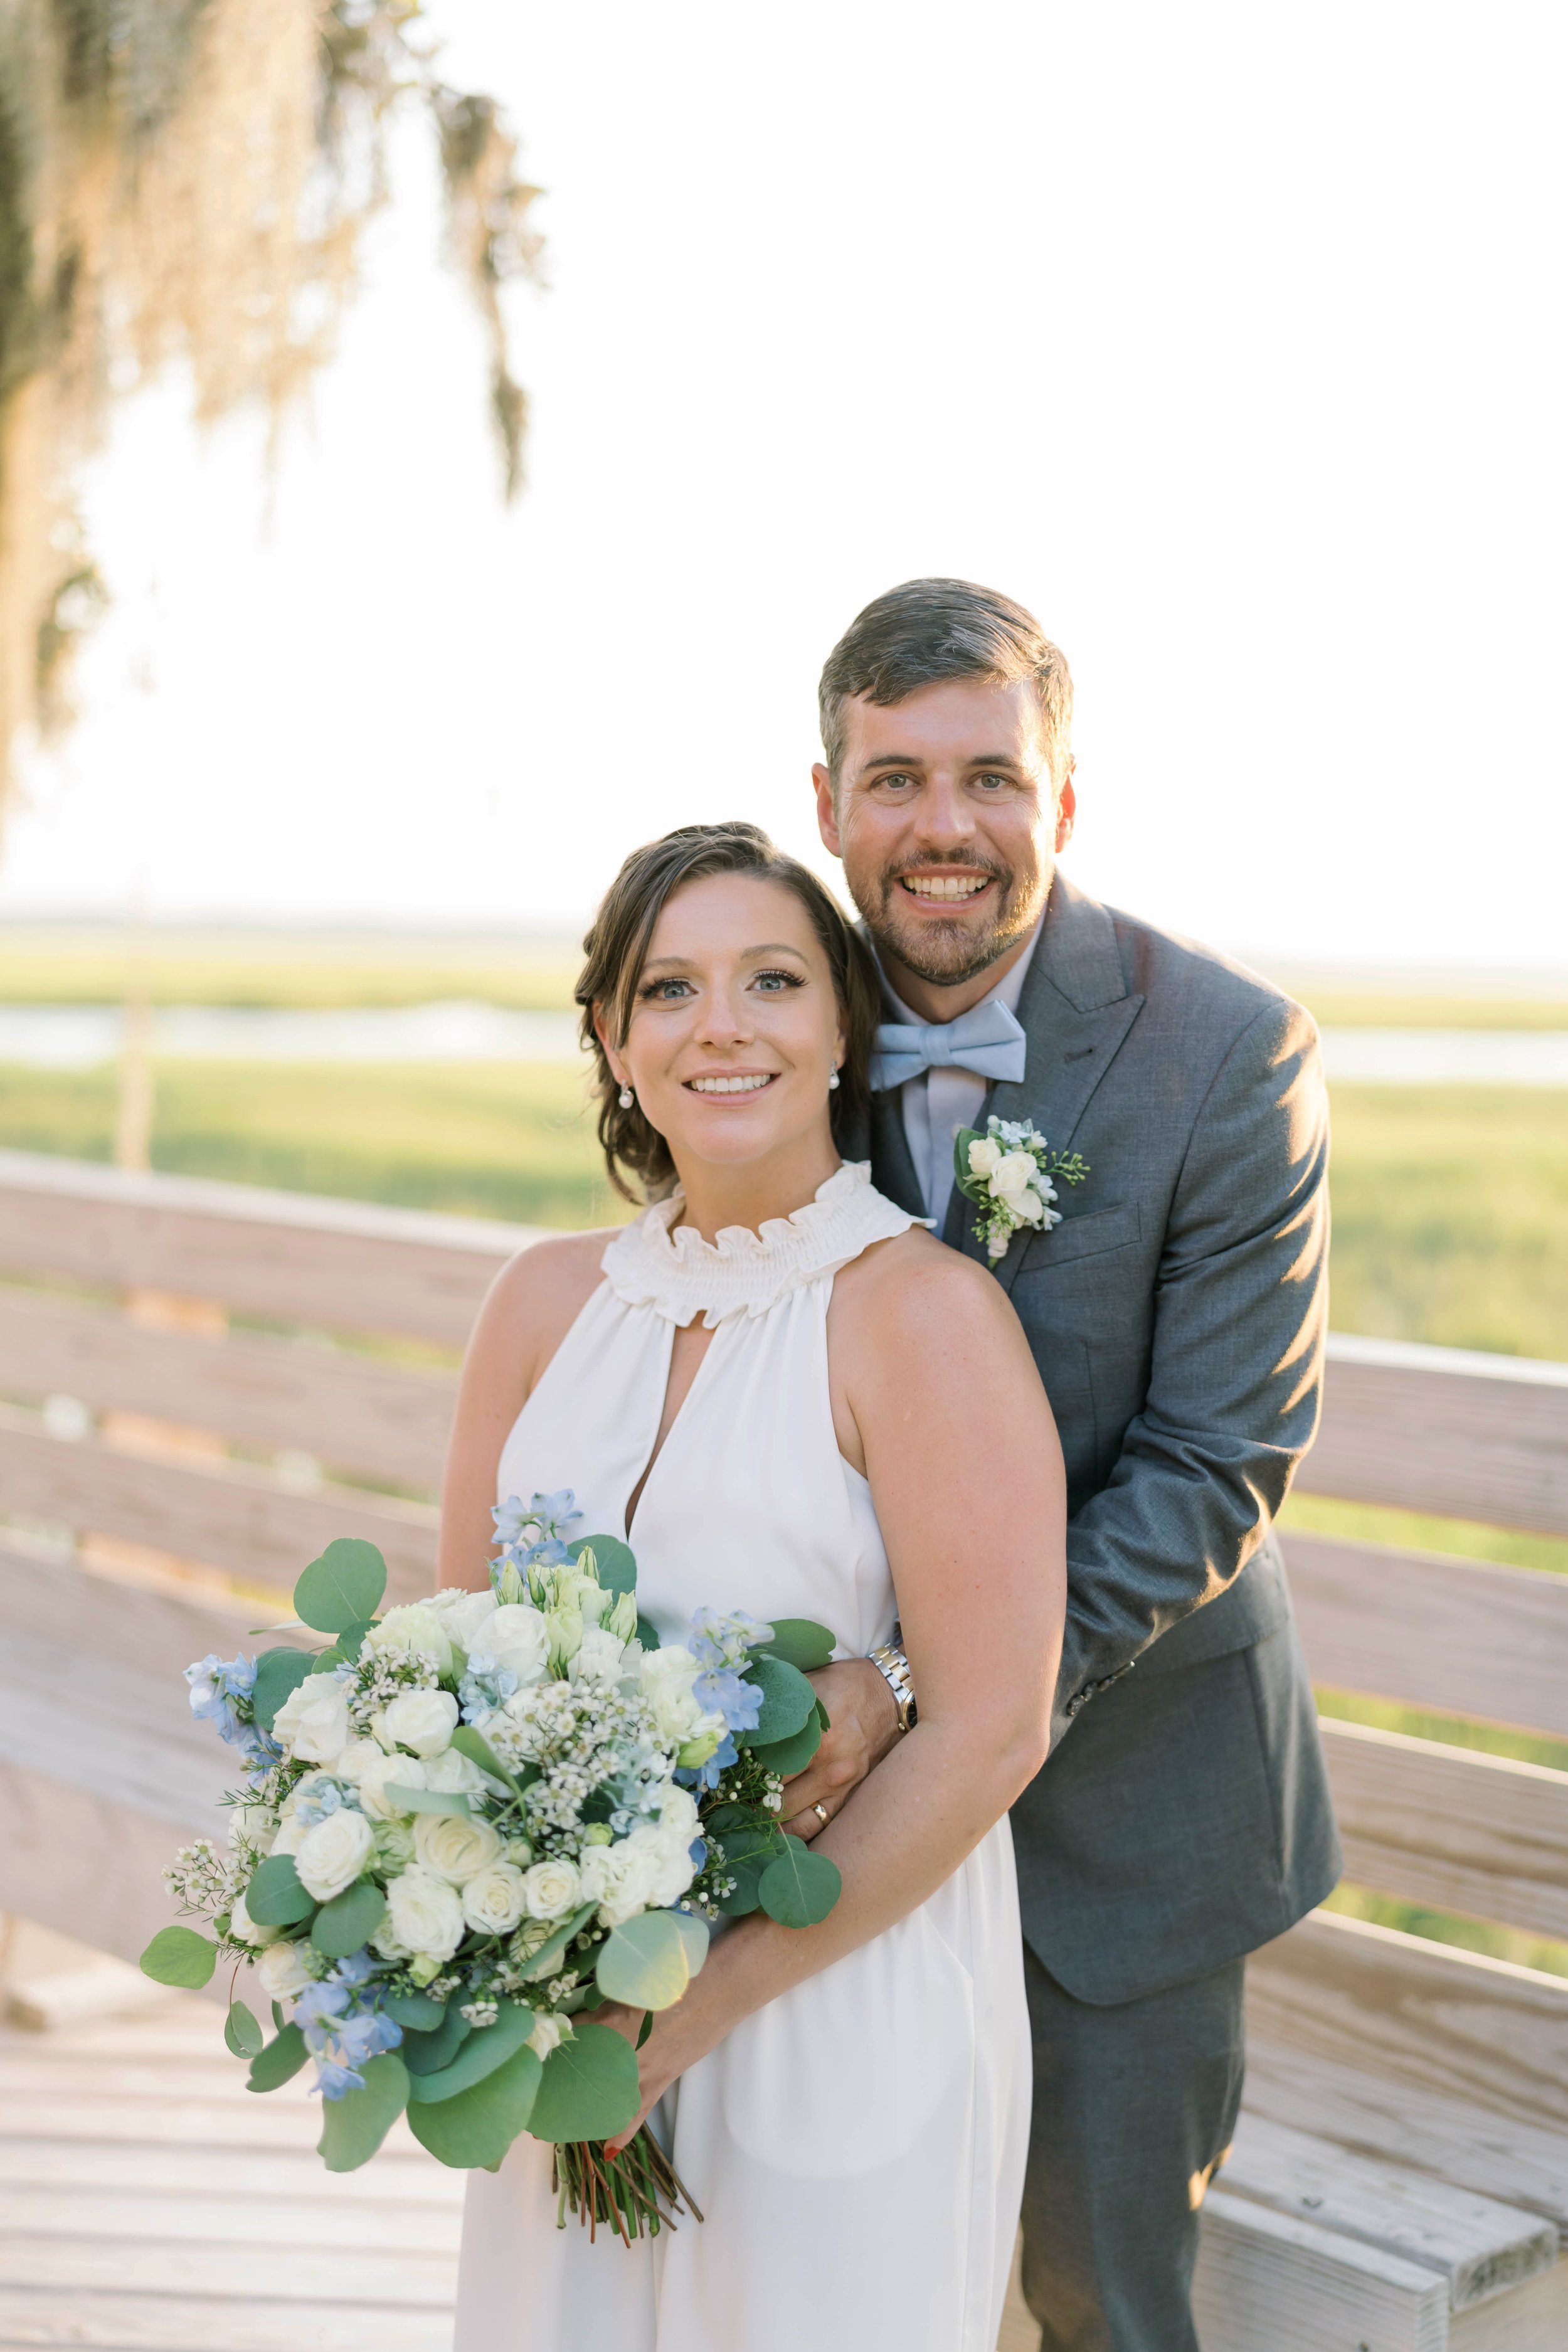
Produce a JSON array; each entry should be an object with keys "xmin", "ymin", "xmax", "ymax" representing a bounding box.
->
[{"xmin": 1012, "ymin": 1198, "xmax": 1142, "ymax": 1279}]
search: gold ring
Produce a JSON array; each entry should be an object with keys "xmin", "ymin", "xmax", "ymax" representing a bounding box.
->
[{"xmin": 812, "ymin": 1801, "xmax": 830, "ymax": 1826}]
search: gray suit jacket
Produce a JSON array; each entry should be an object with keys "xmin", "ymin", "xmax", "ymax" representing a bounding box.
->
[{"xmin": 847, "ymin": 872, "xmax": 1342, "ymax": 2003}]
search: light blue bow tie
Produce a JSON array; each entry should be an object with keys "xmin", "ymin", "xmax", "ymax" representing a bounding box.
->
[{"xmin": 870, "ymin": 999, "xmax": 1027, "ymax": 1093}]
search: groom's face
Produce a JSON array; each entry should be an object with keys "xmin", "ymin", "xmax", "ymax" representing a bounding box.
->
[{"xmin": 815, "ymin": 676, "xmax": 1074, "ymax": 995}]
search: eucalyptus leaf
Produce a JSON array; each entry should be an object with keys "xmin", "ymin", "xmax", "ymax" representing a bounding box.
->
[
  {"xmin": 744, "ymin": 1654, "xmax": 817, "ymax": 1747},
  {"xmin": 294, "ymin": 1539, "xmax": 388, "ymax": 1636},
  {"xmin": 749, "ymin": 1709, "xmax": 823, "ymax": 1779},
  {"xmin": 715, "ymin": 1860, "xmax": 765, "ymax": 1917},
  {"xmin": 245, "ymin": 1854, "xmax": 317, "ymax": 1928},
  {"xmin": 667, "ymin": 1909, "xmax": 709, "ymax": 1976},
  {"xmin": 318, "ymin": 2051, "xmax": 408, "ymax": 2173},
  {"xmin": 635, "ymin": 1614, "xmax": 662, "ymax": 1651},
  {"xmin": 450, "ymin": 1725, "xmax": 517, "ymax": 1791},
  {"xmin": 568, "ymin": 1532, "xmax": 637, "ymax": 1599},
  {"xmin": 384, "ymin": 1785, "xmax": 473, "ymax": 1817},
  {"xmin": 758, "ymin": 1838, "xmax": 842, "ymax": 1929},
  {"xmin": 310, "ymin": 1650, "xmax": 345, "ymax": 1675},
  {"xmin": 311, "ymin": 1877, "xmax": 386, "ymax": 1960},
  {"xmin": 384, "ymin": 1988, "xmax": 445, "ymax": 2032},
  {"xmin": 521, "ymin": 1900, "xmax": 598, "ymax": 1984},
  {"xmin": 250, "ymin": 1646, "xmax": 314, "ymax": 1732},
  {"xmin": 271, "ymin": 2001, "xmax": 285, "ymax": 2031},
  {"xmin": 593, "ymin": 1910, "xmax": 691, "ymax": 2011},
  {"xmin": 526, "ymin": 2022, "xmax": 639, "ymax": 2144},
  {"xmin": 224, "ymin": 1999, "xmax": 265, "ymax": 2058},
  {"xmin": 139, "ymin": 1924, "xmax": 216, "ymax": 1989},
  {"xmin": 405, "ymin": 2043, "xmax": 542, "ymax": 2168},
  {"xmin": 401, "ymin": 2002, "xmax": 473, "ymax": 2075},
  {"xmin": 248, "ymin": 2022, "xmax": 309, "ymax": 2092},
  {"xmin": 756, "ymin": 1617, "xmax": 836, "ymax": 1671},
  {"xmin": 405, "ymin": 2001, "xmax": 538, "ymax": 2104}
]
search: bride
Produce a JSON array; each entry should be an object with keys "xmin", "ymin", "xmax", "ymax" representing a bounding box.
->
[{"xmin": 438, "ymin": 820, "xmax": 1066, "ymax": 2352}]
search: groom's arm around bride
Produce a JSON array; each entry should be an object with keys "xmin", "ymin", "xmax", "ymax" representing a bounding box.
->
[{"xmin": 805, "ymin": 578, "xmax": 1340, "ymax": 2352}]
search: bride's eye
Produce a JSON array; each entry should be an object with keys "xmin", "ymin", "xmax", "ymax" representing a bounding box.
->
[
  {"xmin": 638, "ymin": 976, "xmax": 695, "ymax": 1003},
  {"xmin": 751, "ymin": 968, "xmax": 804, "ymax": 994}
]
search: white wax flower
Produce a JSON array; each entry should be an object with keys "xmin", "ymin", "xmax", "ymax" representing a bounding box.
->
[
  {"xmin": 295, "ymin": 1806, "xmax": 375, "ymax": 1903},
  {"xmin": 272, "ymin": 1677, "xmax": 351, "ymax": 1766},
  {"xmin": 257, "ymin": 1938, "xmax": 314, "ymax": 1998},
  {"xmin": 522, "ymin": 1856, "xmax": 582, "ymax": 1920},
  {"xmin": 384, "ymin": 1866, "xmax": 465, "ymax": 1963},
  {"xmin": 379, "ymin": 1688, "xmax": 459, "ymax": 1758},
  {"xmin": 413, "ymin": 1811, "xmax": 503, "ymax": 1885},
  {"xmin": 460, "ymin": 1861, "xmax": 529, "ymax": 1936}
]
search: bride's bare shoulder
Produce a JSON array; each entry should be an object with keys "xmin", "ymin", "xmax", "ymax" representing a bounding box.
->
[
  {"xmin": 474, "ymin": 1227, "xmax": 619, "ymax": 1364},
  {"xmin": 834, "ymin": 1225, "xmax": 1019, "ymax": 1348}
]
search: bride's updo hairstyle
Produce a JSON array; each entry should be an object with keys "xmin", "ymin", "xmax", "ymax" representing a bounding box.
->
[{"xmin": 577, "ymin": 820, "xmax": 879, "ymax": 1204}]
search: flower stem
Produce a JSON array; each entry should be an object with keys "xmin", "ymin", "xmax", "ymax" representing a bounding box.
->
[{"xmin": 551, "ymin": 2128, "xmax": 704, "ymax": 2241}]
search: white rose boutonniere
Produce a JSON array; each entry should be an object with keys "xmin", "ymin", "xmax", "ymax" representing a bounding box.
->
[{"xmin": 955, "ymin": 1116, "xmax": 1090, "ymax": 1261}]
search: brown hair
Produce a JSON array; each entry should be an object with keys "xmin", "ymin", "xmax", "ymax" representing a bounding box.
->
[
  {"xmin": 818, "ymin": 576, "xmax": 1073, "ymax": 790},
  {"xmin": 576, "ymin": 821, "xmax": 880, "ymax": 1204}
]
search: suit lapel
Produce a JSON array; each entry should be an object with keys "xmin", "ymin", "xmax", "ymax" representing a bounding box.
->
[
  {"xmin": 867, "ymin": 1086, "xmax": 926, "ymax": 1219},
  {"xmin": 955, "ymin": 874, "xmax": 1145, "ymax": 1295}
]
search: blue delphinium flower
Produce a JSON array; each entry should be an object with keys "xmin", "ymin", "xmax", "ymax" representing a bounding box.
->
[
  {"xmin": 185, "ymin": 1651, "xmax": 253, "ymax": 1744},
  {"xmin": 297, "ymin": 1957, "xmax": 401, "ymax": 2099},
  {"xmin": 692, "ymin": 1665, "xmax": 764, "ymax": 1732},
  {"xmin": 458, "ymin": 1650, "xmax": 519, "ymax": 1724},
  {"xmin": 675, "ymin": 1730, "xmax": 738, "ymax": 1792}
]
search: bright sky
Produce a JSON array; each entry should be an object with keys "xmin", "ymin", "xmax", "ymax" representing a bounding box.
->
[{"xmin": 3, "ymin": 1, "xmax": 1564, "ymax": 968}]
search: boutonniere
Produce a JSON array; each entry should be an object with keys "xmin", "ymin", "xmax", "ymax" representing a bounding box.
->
[{"xmin": 953, "ymin": 1115, "xmax": 1090, "ymax": 1262}]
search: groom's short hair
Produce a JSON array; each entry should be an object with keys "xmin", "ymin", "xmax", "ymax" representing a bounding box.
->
[{"xmin": 818, "ymin": 578, "xmax": 1073, "ymax": 792}]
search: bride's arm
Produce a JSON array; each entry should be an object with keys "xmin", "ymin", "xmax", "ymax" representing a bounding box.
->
[{"xmin": 605, "ymin": 1237, "xmax": 1066, "ymax": 2146}]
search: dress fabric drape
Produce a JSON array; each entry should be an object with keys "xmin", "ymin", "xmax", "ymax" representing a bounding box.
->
[{"xmin": 453, "ymin": 1162, "xmax": 1030, "ymax": 2352}]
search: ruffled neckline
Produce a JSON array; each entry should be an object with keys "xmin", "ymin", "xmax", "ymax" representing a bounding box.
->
[{"xmin": 600, "ymin": 1160, "xmax": 925, "ymax": 1326}]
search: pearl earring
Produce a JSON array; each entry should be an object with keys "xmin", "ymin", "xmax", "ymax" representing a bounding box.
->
[
  {"xmin": 618, "ymin": 1085, "xmax": 633, "ymax": 1110},
  {"xmin": 827, "ymin": 1067, "xmax": 840, "ymax": 1091}
]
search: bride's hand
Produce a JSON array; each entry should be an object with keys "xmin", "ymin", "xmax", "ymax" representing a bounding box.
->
[
  {"xmin": 778, "ymin": 1656, "xmax": 900, "ymax": 1841},
  {"xmin": 593, "ymin": 1994, "xmax": 714, "ymax": 2158}
]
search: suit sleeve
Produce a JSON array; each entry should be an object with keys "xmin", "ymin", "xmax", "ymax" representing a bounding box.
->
[{"xmin": 1051, "ymin": 996, "xmax": 1329, "ymax": 1744}]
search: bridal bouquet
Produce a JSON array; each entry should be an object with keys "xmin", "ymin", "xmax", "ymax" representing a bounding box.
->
[
  {"xmin": 954, "ymin": 1115, "xmax": 1089, "ymax": 1260},
  {"xmin": 140, "ymin": 1493, "xmax": 842, "ymax": 2242}
]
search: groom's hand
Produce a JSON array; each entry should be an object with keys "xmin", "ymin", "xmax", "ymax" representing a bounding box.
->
[{"xmin": 779, "ymin": 1659, "xmax": 901, "ymax": 1841}]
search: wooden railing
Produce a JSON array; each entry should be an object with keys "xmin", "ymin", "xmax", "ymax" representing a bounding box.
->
[{"xmin": 1, "ymin": 1146, "xmax": 1567, "ymax": 2348}]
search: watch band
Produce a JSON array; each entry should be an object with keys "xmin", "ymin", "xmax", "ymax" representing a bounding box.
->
[{"xmin": 867, "ymin": 1641, "xmax": 918, "ymax": 1734}]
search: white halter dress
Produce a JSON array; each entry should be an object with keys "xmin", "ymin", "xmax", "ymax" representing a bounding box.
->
[{"xmin": 453, "ymin": 1161, "xmax": 1030, "ymax": 2352}]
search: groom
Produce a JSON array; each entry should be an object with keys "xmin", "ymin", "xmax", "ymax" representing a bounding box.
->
[{"xmin": 794, "ymin": 579, "xmax": 1340, "ymax": 2352}]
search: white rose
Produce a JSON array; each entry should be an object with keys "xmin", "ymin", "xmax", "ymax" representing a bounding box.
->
[
  {"xmin": 571, "ymin": 1626, "xmax": 628, "ymax": 1685},
  {"xmin": 270, "ymin": 1812, "xmax": 306, "ymax": 1858},
  {"xmin": 366, "ymin": 1604, "xmax": 453, "ymax": 1677},
  {"xmin": 484, "ymin": 1604, "xmax": 551, "ymax": 1687},
  {"xmin": 967, "ymin": 1135, "xmax": 1002, "ymax": 1177},
  {"xmin": 423, "ymin": 1747, "xmax": 487, "ymax": 1795},
  {"xmin": 461, "ymin": 1861, "xmax": 528, "ymax": 1936},
  {"xmin": 342, "ymin": 1744, "xmax": 423, "ymax": 1821},
  {"xmin": 379, "ymin": 1688, "xmax": 459, "ymax": 1759},
  {"xmin": 430, "ymin": 1586, "xmax": 499, "ymax": 1652},
  {"xmin": 271, "ymin": 1676, "xmax": 351, "ymax": 1766},
  {"xmin": 228, "ymin": 1888, "xmax": 281, "ymax": 1948},
  {"xmin": 384, "ymin": 1866, "xmax": 465, "ymax": 1964},
  {"xmin": 227, "ymin": 1804, "xmax": 277, "ymax": 1853},
  {"xmin": 578, "ymin": 1839, "xmax": 657, "ymax": 1927},
  {"xmin": 627, "ymin": 1819, "xmax": 696, "ymax": 1910},
  {"xmin": 295, "ymin": 1806, "xmax": 375, "ymax": 1903},
  {"xmin": 257, "ymin": 1938, "xmax": 314, "ymax": 1999},
  {"xmin": 638, "ymin": 1647, "xmax": 723, "ymax": 1751},
  {"xmin": 526, "ymin": 2011, "xmax": 567, "ymax": 2059},
  {"xmin": 990, "ymin": 1150, "xmax": 1039, "ymax": 1203},
  {"xmin": 522, "ymin": 1856, "xmax": 582, "ymax": 1920},
  {"xmin": 413, "ymin": 1811, "xmax": 503, "ymax": 1885}
]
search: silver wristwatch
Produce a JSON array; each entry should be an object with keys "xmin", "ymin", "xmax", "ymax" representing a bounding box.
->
[{"xmin": 867, "ymin": 1640, "xmax": 918, "ymax": 1734}]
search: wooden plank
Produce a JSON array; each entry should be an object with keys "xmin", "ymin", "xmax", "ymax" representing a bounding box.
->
[
  {"xmin": 0, "ymin": 2141, "xmax": 463, "ymax": 2204},
  {"xmin": 1193, "ymin": 2188, "xmax": 1448, "ymax": 2352},
  {"xmin": 0, "ymin": 1758, "xmax": 229, "ymax": 1973},
  {"xmin": 1320, "ymin": 1717, "xmax": 1568, "ymax": 1942},
  {"xmin": 0, "ymin": 1286, "xmax": 457, "ymax": 1490},
  {"xmin": 0, "ymin": 2287, "xmax": 453, "ymax": 2352},
  {"xmin": 1221, "ymin": 2112, "xmax": 1559, "ymax": 2309},
  {"xmin": 1242, "ymin": 2044, "xmax": 1568, "ymax": 2232},
  {"xmin": 0, "ymin": 1544, "xmax": 295, "ymax": 1684},
  {"xmin": 1284, "ymin": 1532, "xmax": 1568, "ymax": 1740},
  {"xmin": 0, "ymin": 1147, "xmax": 539, "ymax": 1345},
  {"xmin": 1, "ymin": 2190, "xmax": 460, "ymax": 2254},
  {"xmin": 0, "ymin": 2242, "xmax": 455, "ymax": 2308},
  {"xmin": 0, "ymin": 1414, "xmax": 438, "ymax": 1597},
  {"xmin": 1301, "ymin": 1335, "xmax": 1568, "ymax": 1539},
  {"xmin": 1450, "ymin": 2259, "xmax": 1568, "ymax": 2350},
  {"xmin": 1248, "ymin": 1910, "xmax": 1568, "ymax": 2139}
]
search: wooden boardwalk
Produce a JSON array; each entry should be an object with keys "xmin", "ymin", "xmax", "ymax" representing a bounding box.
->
[{"xmin": 0, "ymin": 1986, "xmax": 1042, "ymax": 2350}]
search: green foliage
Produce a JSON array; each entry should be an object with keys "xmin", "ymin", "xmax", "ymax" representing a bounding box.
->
[
  {"xmin": 139, "ymin": 1924, "xmax": 216, "ymax": 1988},
  {"xmin": 667, "ymin": 1909, "xmax": 709, "ymax": 1974},
  {"xmin": 318, "ymin": 2052, "xmax": 410, "ymax": 2173},
  {"xmin": 594, "ymin": 1910, "xmax": 691, "ymax": 2011},
  {"xmin": 405, "ymin": 2043, "xmax": 543, "ymax": 2168},
  {"xmin": 450, "ymin": 1725, "xmax": 518, "ymax": 1789},
  {"xmin": 749, "ymin": 1710, "xmax": 822, "ymax": 1777},
  {"xmin": 405, "ymin": 2001, "xmax": 538, "ymax": 2104},
  {"xmin": 245, "ymin": 1855, "xmax": 316, "ymax": 1928},
  {"xmin": 384, "ymin": 1988, "xmax": 446, "ymax": 2032},
  {"xmin": 224, "ymin": 1999, "xmax": 265, "ymax": 2058},
  {"xmin": 744, "ymin": 1654, "xmax": 817, "ymax": 1747},
  {"xmin": 636, "ymin": 1615, "xmax": 662, "ymax": 1651},
  {"xmin": 757, "ymin": 1618, "xmax": 835, "ymax": 1671},
  {"xmin": 520, "ymin": 1900, "xmax": 598, "ymax": 1984},
  {"xmin": 311, "ymin": 1878, "xmax": 387, "ymax": 1960},
  {"xmin": 402, "ymin": 2002, "xmax": 473, "ymax": 2076},
  {"xmin": 384, "ymin": 1784, "xmax": 473, "ymax": 1817},
  {"xmin": 526, "ymin": 2023, "xmax": 640, "ymax": 2144},
  {"xmin": 569, "ymin": 1533, "xmax": 637, "ymax": 1599},
  {"xmin": 250, "ymin": 1646, "xmax": 314, "ymax": 1731},
  {"xmin": 294, "ymin": 1540, "xmax": 386, "ymax": 1633},
  {"xmin": 758, "ymin": 1838, "xmax": 842, "ymax": 1929},
  {"xmin": 248, "ymin": 2023, "xmax": 309, "ymax": 2092}
]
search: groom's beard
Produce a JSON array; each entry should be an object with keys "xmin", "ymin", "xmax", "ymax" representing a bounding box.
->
[{"xmin": 861, "ymin": 856, "xmax": 1045, "ymax": 990}]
